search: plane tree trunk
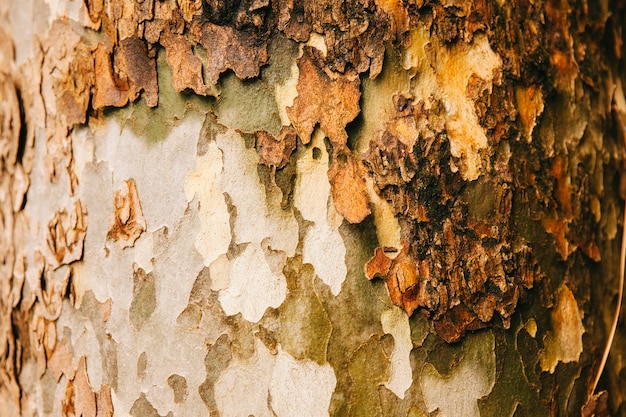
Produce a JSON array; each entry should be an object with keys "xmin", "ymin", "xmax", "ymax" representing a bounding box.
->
[{"xmin": 1, "ymin": 0, "xmax": 626, "ymax": 416}]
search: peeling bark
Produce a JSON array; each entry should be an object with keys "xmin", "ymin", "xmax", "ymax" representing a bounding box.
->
[{"xmin": 1, "ymin": 0, "xmax": 625, "ymax": 416}]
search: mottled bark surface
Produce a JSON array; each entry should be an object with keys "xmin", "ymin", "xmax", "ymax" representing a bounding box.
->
[{"xmin": 0, "ymin": 0, "xmax": 625, "ymax": 416}]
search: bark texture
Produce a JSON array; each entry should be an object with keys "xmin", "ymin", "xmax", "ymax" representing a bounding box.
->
[{"xmin": 0, "ymin": 0, "xmax": 625, "ymax": 416}]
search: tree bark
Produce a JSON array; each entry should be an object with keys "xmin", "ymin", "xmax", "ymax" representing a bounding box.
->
[{"xmin": 1, "ymin": 0, "xmax": 625, "ymax": 416}]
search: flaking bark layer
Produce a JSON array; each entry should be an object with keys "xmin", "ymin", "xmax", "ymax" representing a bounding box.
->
[{"xmin": 1, "ymin": 0, "xmax": 625, "ymax": 416}]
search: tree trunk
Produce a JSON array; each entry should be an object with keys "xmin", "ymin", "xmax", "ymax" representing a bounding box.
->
[{"xmin": 1, "ymin": 0, "xmax": 625, "ymax": 416}]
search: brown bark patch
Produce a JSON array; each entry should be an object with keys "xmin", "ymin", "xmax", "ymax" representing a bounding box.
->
[
  {"xmin": 433, "ymin": 304, "xmax": 488, "ymax": 344},
  {"xmin": 255, "ymin": 126, "xmax": 297, "ymax": 169},
  {"xmin": 275, "ymin": 0, "xmax": 394, "ymax": 77},
  {"xmin": 167, "ymin": 374, "xmax": 188, "ymax": 403},
  {"xmin": 328, "ymin": 148, "xmax": 371, "ymax": 224},
  {"xmin": 62, "ymin": 357, "xmax": 114, "ymax": 417},
  {"xmin": 116, "ymin": 36, "xmax": 159, "ymax": 107},
  {"xmin": 160, "ymin": 29, "xmax": 213, "ymax": 96},
  {"xmin": 56, "ymin": 42, "xmax": 94, "ymax": 126},
  {"xmin": 364, "ymin": 95, "xmax": 543, "ymax": 341},
  {"xmin": 287, "ymin": 47, "xmax": 361, "ymax": 147},
  {"xmin": 107, "ymin": 180, "xmax": 146, "ymax": 249},
  {"xmin": 46, "ymin": 200, "xmax": 88, "ymax": 268},
  {"xmin": 93, "ymin": 43, "xmax": 132, "ymax": 110},
  {"xmin": 189, "ymin": 18, "xmax": 269, "ymax": 85}
]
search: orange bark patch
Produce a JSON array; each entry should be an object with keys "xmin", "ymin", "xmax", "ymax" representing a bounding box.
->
[
  {"xmin": 92, "ymin": 43, "xmax": 132, "ymax": 109},
  {"xmin": 56, "ymin": 43, "xmax": 94, "ymax": 126},
  {"xmin": 160, "ymin": 29, "xmax": 213, "ymax": 96},
  {"xmin": 328, "ymin": 149, "xmax": 370, "ymax": 224},
  {"xmin": 365, "ymin": 247, "xmax": 392, "ymax": 280},
  {"xmin": 255, "ymin": 126, "xmax": 297, "ymax": 169},
  {"xmin": 46, "ymin": 200, "xmax": 87, "ymax": 267},
  {"xmin": 287, "ymin": 47, "xmax": 361, "ymax": 146},
  {"xmin": 433, "ymin": 304, "xmax": 488, "ymax": 344},
  {"xmin": 107, "ymin": 180, "xmax": 146, "ymax": 249},
  {"xmin": 365, "ymin": 247, "xmax": 421, "ymax": 316}
]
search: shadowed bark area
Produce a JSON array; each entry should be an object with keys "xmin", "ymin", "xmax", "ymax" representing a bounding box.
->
[{"xmin": 0, "ymin": 0, "xmax": 625, "ymax": 416}]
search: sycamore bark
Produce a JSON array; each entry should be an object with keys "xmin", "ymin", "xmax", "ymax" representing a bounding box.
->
[{"xmin": 1, "ymin": 0, "xmax": 625, "ymax": 416}]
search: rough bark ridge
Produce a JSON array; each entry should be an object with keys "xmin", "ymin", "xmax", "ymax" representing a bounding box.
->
[{"xmin": 0, "ymin": 0, "xmax": 625, "ymax": 416}]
